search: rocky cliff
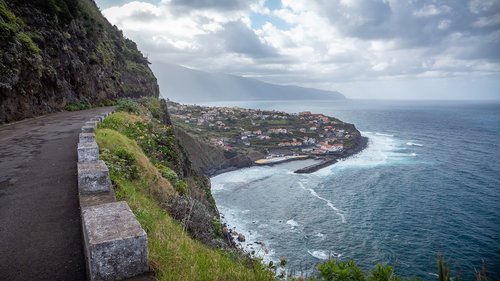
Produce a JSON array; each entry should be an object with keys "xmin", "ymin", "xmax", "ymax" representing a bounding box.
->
[
  {"xmin": 0, "ymin": 0, "xmax": 158, "ymax": 123},
  {"xmin": 174, "ymin": 128, "xmax": 260, "ymax": 176}
]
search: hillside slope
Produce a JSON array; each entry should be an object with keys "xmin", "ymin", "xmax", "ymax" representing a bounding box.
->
[
  {"xmin": 174, "ymin": 128, "xmax": 260, "ymax": 176},
  {"xmin": 0, "ymin": 0, "xmax": 158, "ymax": 123},
  {"xmin": 151, "ymin": 63, "xmax": 345, "ymax": 103}
]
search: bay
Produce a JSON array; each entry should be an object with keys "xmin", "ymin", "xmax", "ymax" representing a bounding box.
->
[{"xmin": 208, "ymin": 100, "xmax": 500, "ymax": 280}]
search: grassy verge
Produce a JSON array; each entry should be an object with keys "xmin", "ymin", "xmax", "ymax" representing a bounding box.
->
[{"xmin": 96, "ymin": 128, "xmax": 274, "ymax": 281}]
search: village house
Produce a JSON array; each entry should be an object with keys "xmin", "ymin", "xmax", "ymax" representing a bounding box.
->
[{"xmin": 268, "ymin": 128, "xmax": 288, "ymax": 134}]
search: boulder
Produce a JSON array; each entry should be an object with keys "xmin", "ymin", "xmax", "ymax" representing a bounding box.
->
[{"xmin": 237, "ymin": 233, "xmax": 246, "ymax": 242}]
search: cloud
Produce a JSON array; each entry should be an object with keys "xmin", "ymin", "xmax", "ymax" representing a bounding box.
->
[
  {"xmin": 169, "ymin": 0, "xmax": 254, "ymax": 11},
  {"xmin": 99, "ymin": 0, "xmax": 500, "ymax": 99},
  {"xmin": 216, "ymin": 20, "xmax": 277, "ymax": 58}
]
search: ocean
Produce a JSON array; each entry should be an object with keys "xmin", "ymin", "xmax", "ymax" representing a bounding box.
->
[{"xmin": 207, "ymin": 100, "xmax": 500, "ymax": 280}]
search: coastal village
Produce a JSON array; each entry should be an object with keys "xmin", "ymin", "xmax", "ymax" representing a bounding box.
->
[{"xmin": 167, "ymin": 101, "xmax": 363, "ymax": 166}]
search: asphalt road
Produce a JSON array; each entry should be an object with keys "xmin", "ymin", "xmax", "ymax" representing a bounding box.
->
[{"xmin": 0, "ymin": 107, "xmax": 113, "ymax": 281}]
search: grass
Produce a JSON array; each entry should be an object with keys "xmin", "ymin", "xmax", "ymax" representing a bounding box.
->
[
  {"xmin": 0, "ymin": 0, "xmax": 40, "ymax": 55},
  {"xmin": 96, "ymin": 128, "xmax": 274, "ymax": 281}
]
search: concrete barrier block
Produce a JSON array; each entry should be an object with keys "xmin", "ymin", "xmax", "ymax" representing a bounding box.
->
[
  {"xmin": 78, "ymin": 160, "xmax": 111, "ymax": 194},
  {"xmin": 82, "ymin": 201, "xmax": 148, "ymax": 281},
  {"xmin": 79, "ymin": 133, "xmax": 96, "ymax": 143},
  {"xmin": 90, "ymin": 117, "xmax": 101, "ymax": 123},
  {"xmin": 82, "ymin": 126, "xmax": 95, "ymax": 133},
  {"xmin": 78, "ymin": 142, "xmax": 99, "ymax": 162},
  {"xmin": 96, "ymin": 115, "xmax": 106, "ymax": 122},
  {"xmin": 85, "ymin": 121, "xmax": 98, "ymax": 128}
]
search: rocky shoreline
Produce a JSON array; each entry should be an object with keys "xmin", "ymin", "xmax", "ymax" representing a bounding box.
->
[
  {"xmin": 210, "ymin": 136, "xmax": 369, "ymax": 176},
  {"xmin": 294, "ymin": 136, "xmax": 368, "ymax": 173},
  {"xmin": 211, "ymin": 136, "xmax": 369, "ymax": 264}
]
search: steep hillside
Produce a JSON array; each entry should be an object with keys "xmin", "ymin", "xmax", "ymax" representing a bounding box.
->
[
  {"xmin": 151, "ymin": 63, "xmax": 345, "ymax": 103},
  {"xmin": 0, "ymin": 0, "xmax": 158, "ymax": 123},
  {"xmin": 174, "ymin": 128, "xmax": 260, "ymax": 176}
]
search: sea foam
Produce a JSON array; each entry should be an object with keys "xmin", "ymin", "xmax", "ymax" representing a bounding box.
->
[
  {"xmin": 298, "ymin": 182, "xmax": 346, "ymax": 223},
  {"xmin": 307, "ymin": 250, "xmax": 341, "ymax": 260},
  {"xmin": 406, "ymin": 142, "xmax": 423, "ymax": 147}
]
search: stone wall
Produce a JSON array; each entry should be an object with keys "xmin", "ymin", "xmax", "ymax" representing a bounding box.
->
[{"xmin": 77, "ymin": 111, "xmax": 149, "ymax": 281}]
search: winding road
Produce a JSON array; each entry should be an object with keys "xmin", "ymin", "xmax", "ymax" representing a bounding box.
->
[{"xmin": 0, "ymin": 107, "xmax": 113, "ymax": 281}]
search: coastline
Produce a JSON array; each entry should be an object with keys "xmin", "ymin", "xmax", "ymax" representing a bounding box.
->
[
  {"xmin": 209, "ymin": 135, "xmax": 369, "ymax": 177},
  {"xmin": 294, "ymin": 136, "xmax": 368, "ymax": 173}
]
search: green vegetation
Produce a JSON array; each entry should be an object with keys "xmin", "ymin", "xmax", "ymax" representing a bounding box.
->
[
  {"xmin": 96, "ymin": 125, "xmax": 275, "ymax": 281},
  {"xmin": 0, "ymin": 0, "xmax": 39, "ymax": 55},
  {"xmin": 94, "ymin": 99, "xmax": 489, "ymax": 281},
  {"xmin": 64, "ymin": 102, "xmax": 90, "ymax": 111},
  {"xmin": 15, "ymin": 32, "xmax": 40, "ymax": 54},
  {"xmin": 155, "ymin": 162, "xmax": 189, "ymax": 195},
  {"xmin": 315, "ymin": 259, "xmax": 419, "ymax": 281},
  {"xmin": 96, "ymin": 42, "xmax": 113, "ymax": 66}
]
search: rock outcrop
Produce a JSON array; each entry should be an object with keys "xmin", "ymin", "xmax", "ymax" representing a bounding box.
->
[
  {"xmin": 0, "ymin": 0, "xmax": 159, "ymax": 123},
  {"xmin": 174, "ymin": 127, "xmax": 262, "ymax": 176}
]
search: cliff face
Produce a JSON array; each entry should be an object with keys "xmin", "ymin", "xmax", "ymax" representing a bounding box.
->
[
  {"xmin": 0, "ymin": 0, "xmax": 159, "ymax": 123},
  {"xmin": 174, "ymin": 128, "xmax": 261, "ymax": 176}
]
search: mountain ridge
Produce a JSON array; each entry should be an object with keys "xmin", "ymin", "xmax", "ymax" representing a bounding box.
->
[{"xmin": 151, "ymin": 63, "xmax": 345, "ymax": 103}]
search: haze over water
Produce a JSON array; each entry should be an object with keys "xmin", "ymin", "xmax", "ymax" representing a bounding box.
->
[{"xmin": 210, "ymin": 100, "xmax": 500, "ymax": 280}]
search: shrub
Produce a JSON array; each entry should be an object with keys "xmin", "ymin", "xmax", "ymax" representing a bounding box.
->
[
  {"xmin": 317, "ymin": 259, "xmax": 365, "ymax": 281},
  {"xmin": 155, "ymin": 162, "xmax": 188, "ymax": 195},
  {"xmin": 100, "ymin": 147, "xmax": 138, "ymax": 181},
  {"xmin": 116, "ymin": 99, "xmax": 144, "ymax": 115},
  {"xmin": 64, "ymin": 101, "xmax": 90, "ymax": 111},
  {"xmin": 162, "ymin": 195, "xmax": 215, "ymax": 244},
  {"xmin": 139, "ymin": 97, "xmax": 163, "ymax": 120}
]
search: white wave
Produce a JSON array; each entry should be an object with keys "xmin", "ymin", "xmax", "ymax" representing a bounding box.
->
[
  {"xmin": 307, "ymin": 250, "xmax": 342, "ymax": 260},
  {"xmin": 308, "ymin": 250, "xmax": 330, "ymax": 260},
  {"xmin": 210, "ymin": 183, "xmax": 225, "ymax": 193},
  {"xmin": 286, "ymin": 219, "xmax": 299, "ymax": 229},
  {"xmin": 211, "ymin": 165, "xmax": 276, "ymax": 184},
  {"xmin": 406, "ymin": 142, "xmax": 423, "ymax": 147},
  {"xmin": 217, "ymin": 205, "xmax": 276, "ymax": 264},
  {"xmin": 315, "ymin": 232, "xmax": 325, "ymax": 238},
  {"xmin": 313, "ymin": 131, "xmax": 418, "ymax": 174},
  {"xmin": 297, "ymin": 182, "xmax": 346, "ymax": 223},
  {"xmin": 375, "ymin": 132, "xmax": 394, "ymax": 137},
  {"xmin": 394, "ymin": 152, "xmax": 417, "ymax": 156}
]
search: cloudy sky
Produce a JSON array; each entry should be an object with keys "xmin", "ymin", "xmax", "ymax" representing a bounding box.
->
[{"xmin": 96, "ymin": 0, "xmax": 500, "ymax": 99}]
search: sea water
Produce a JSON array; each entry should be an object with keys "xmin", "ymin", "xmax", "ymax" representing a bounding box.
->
[{"xmin": 208, "ymin": 100, "xmax": 500, "ymax": 280}]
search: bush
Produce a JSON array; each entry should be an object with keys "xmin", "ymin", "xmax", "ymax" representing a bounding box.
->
[
  {"xmin": 162, "ymin": 196, "xmax": 215, "ymax": 244},
  {"xmin": 64, "ymin": 101, "xmax": 90, "ymax": 111},
  {"xmin": 317, "ymin": 260, "xmax": 365, "ymax": 281},
  {"xmin": 155, "ymin": 162, "xmax": 188, "ymax": 195},
  {"xmin": 139, "ymin": 97, "xmax": 164, "ymax": 120},
  {"xmin": 116, "ymin": 99, "xmax": 144, "ymax": 115},
  {"xmin": 100, "ymin": 147, "xmax": 138, "ymax": 181}
]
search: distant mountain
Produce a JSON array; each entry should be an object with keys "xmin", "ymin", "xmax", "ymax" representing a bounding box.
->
[{"xmin": 151, "ymin": 63, "xmax": 345, "ymax": 103}]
